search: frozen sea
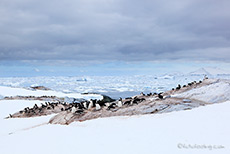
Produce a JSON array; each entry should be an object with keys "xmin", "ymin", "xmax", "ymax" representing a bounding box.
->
[{"xmin": 0, "ymin": 74, "xmax": 229, "ymax": 99}]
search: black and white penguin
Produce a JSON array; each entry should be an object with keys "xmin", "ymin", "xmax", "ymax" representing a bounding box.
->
[
  {"xmin": 83, "ymin": 101, "xmax": 87, "ymax": 109},
  {"xmin": 41, "ymin": 103, "xmax": 46, "ymax": 108},
  {"xmin": 95, "ymin": 104, "xmax": 101, "ymax": 110},
  {"xmin": 132, "ymin": 99, "xmax": 139, "ymax": 104},
  {"xmin": 107, "ymin": 103, "xmax": 117, "ymax": 110},
  {"xmin": 158, "ymin": 93, "xmax": 163, "ymax": 99},
  {"xmin": 96, "ymin": 100, "xmax": 105, "ymax": 107},
  {"xmin": 176, "ymin": 84, "xmax": 181, "ymax": 90},
  {"xmin": 141, "ymin": 98, "xmax": 146, "ymax": 101},
  {"xmin": 123, "ymin": 100, "xmax": 131, "ymax": 105},
  {"xmin": 88, "ymin": 100, "xmax": 94, "ymax": 109},
  {"xmin": 51, "ymin": 104, "xmax": 55, "ymax": 109},
  {"xmin": 76, "ymin": 103, "xmax": 83, "ymax": 110},
  {"xmin": 71, "ymin": 106, "xmax": 77, "ymax": 113},
  {"xmin": 92, "ymin": 99, "xmax": 97, "ymax": 107},
  {"xmin": 117, "ymin": 98, "xmax": 123, "ymax": 107}
]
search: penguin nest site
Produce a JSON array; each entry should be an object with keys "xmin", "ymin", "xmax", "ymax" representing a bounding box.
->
[{"xmin": 5, "ymin": 77, "xmax": 230, "ymax": 125}]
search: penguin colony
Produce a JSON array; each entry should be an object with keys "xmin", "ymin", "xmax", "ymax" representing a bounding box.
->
[
  {"xmin": 172, "ymin": 80, "xmax": 203, "ymax": 91},
  {"xmin": 7, "ymin": 78, "xmax": 206, "ymax": 119}
]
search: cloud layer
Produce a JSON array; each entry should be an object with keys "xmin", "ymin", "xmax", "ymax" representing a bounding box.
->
[{"xmin": 0, "ymin": 0, "xmax": 230, "ymax": 63}]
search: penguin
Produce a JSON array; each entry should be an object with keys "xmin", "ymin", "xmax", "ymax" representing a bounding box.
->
[
  {"xmin": 124, "ymin": 100, "xmax": 131, "ymax": 105},
  {"xmin": 158, "ymin": 93, "xmax": 163, "ymax": 99},
  {"xmin": 107, "ymin": 103, "xmax": 117, "ymax": 110},
  {"xmin": 41, "ymin": 103, "xmax": 46, "ymax": 108},
  {"xmin": 92, "ymin": 99, "xmax": 97, "ymax": 107},
  {"xmin": 117, "ymin": 100, "xmax": 123, "ymax": 107},
  {"xmin": 88, "ymin": 100, "xmax": 94, "ymax": 109},
  {"xmin": 75, "ymin": 109, "xmax": 84, "ymax": 114},
  {"xmin": 176, "ymin": 84, "xmax": 181, "ymax": 90},
  {"xmin": 140, "ymin": 92, "xmax": 145, "ymax": 96},
  {"xmin": 83, "ymin": 102, "xmax": 87, "ymax": 109},
  {"xmin": 130, "ymin": 100, "xmax": 133, "ymax": 105},
  {"xmin": 9, "ymin": 114, "xmax": 12, "ymax": 118},
  {"xmin": 51, "ymin": 104, "xmax": 55, "ymax": 109},
  {"xmin": 95, "ymin": 104, "xmax": 101, "ymax": 110},
  {"xmin": 105, "ymin": 102, "xmax": 110, "ymax": 107},
  {"xmin": 134, "ymin": 97, "xmax": 142, "ymax": 102},
  {"xmin": 141, "ymin": 98, "xmax": 146, "ymax": 101},
  {"xmin": 71, "ymin": 107, "xmax": 77, "ymax": 113},
  {"xmin": 97, "ymin": 100, "xmax": 105, "ymax": 107},
  {"xmin": 33, "ymin": 104, "xmax": 38, "ymax": 109},
  {"xmin": 183, "ymin": 85, "xmax": 186, "ymax": 88},
  {"xmin": 132, "ymin": 99, "xmax": 139, "ymax": 104}
]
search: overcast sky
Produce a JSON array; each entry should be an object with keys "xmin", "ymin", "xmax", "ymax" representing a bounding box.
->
[{"xmin": 0, "ymin": 0, "xmax": 230, "ymax": 76}]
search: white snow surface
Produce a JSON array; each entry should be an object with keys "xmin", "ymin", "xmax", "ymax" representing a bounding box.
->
[
  {"xmin": 0, "ymin": 76, "xmax": 230, "ymax": 154},
  {"xmin": 173, "ymin": 79, "xmax": 230, "ymax": 103},
  {"xmin": 0, "ymin": 86, "xmax": 103, "ymax": 100},
  {"xmin": 0, "ymin": 99, "xmax": 229, "ymax": 154}
]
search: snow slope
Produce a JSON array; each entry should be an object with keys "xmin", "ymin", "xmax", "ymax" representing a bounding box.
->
[
  {"xmin": 0, "ymin": 99, "xmax": 229, "ymax": 154},
  {"xmin": 0, "ymin": 86, "xmax": 103, "ymax": 100},
  {"xmin": 173, "ymin": 79, "xmax": 230, "ymax": 103}
]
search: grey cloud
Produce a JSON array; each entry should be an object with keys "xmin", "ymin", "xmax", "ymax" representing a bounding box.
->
[{"xmin": 0, "ymin": 0, "xmax": 230, "ymax": 63}]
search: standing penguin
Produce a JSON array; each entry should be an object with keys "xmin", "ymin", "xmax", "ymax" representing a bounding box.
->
[
  {"xmin": 83, "ymin": 102, "xmax": 87, "ymax": 109},
  {"xmin": 117, "ymin": 98, "xmax": 123, "ymax": 107},
  {"xmin": 95, "ymin": 104, "xmax": 101, "ymax": 110},
  {"xmin": 88, "ymin": 100, "xmax": 94, "ymax": 109}
]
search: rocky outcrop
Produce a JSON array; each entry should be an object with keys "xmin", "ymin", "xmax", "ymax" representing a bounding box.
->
[{"xmin": 30, "ymin": 86, "xmax": 51, "ymax": 91}]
